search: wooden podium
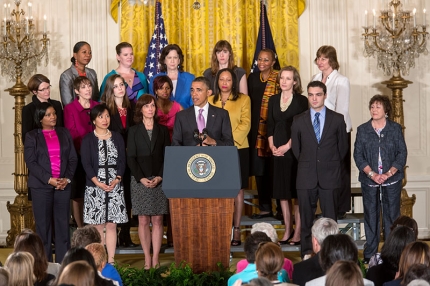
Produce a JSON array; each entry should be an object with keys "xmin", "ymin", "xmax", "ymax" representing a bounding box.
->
[{"xmin": 163, "ymin": 146, "xmax": 240, "ymax": 273}]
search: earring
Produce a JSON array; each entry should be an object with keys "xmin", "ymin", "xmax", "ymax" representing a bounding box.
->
[
  {"xmin": 385, "ymin": 113, "xmax": 388, "ymax": 118},
  {"xmin": 177, "ymin": 65, "xmax": 180, "ymax": 69}
]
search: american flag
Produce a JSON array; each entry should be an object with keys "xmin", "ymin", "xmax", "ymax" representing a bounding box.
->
[
  {"xmin": 250, "ymin": 0, "xmax": 281, "ymax": 73},
  {"xmin": 143, "ymin": 0, "xmax": 168, "ymax": 80}
]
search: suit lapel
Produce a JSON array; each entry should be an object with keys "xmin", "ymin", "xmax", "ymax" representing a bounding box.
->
[
  {"xmin": 138, "ymin": 123, "xmax": 151, "ymax": 151},
  {"xmin": 186, "ymin": 107, "xmax": 198, "ymax": 131},
  {"xmin": 320, "ymin": 109, "xmax": 333, "ymax": 143},
  {"xmin": 150, "ymin": 123, "xmax": 160, "ymax": 152},
  {"xmin": 304, "ymin": 110, "xmax": 319, "ymax": 144},
  {"xmin": 206, "ymin": 105, "xmax": 216, "ymax": 131},
  {"xmin": 111, "ymin": 113, "xmax": 124, "ymax": 133}
]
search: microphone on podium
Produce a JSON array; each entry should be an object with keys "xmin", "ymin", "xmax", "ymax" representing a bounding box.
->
[
  {"xmin": 202, "ymin": 128, "xmax": 208, "ymax": 141},
  {"xmin": 193, "ymin": 129, "xmax": 201, "ymax": 145}
]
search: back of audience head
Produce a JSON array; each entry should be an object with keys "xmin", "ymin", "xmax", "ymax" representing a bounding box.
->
[
  {"xmin": 251, "ymin": 222, "xmax": 278, "ymax": 243},
  {"xmin": 407, "ymin": 280, "xmax": 430, "ymax": 286},
  {"xmin": 246, "ymin": 276, "xmax": 273, "ymax": 286},
  {"xmin": 244, "ymin": 231, "xmax": 272, "ymax": 263},
  {"xmin": 319, "ymin": 233, "xmax": 358, "ymax": 272},
  {"xmin": 0, "ymin": 267, "xmax": 9, "ymax": 286},
  {"xmin": 381, "ymin": 225, "xmax": 417, "ymax": 272},
  {"xmin": 85, "ymin": 243, "xmax": 107, "ymax": 271},
  {"xmin": 391, "ymin": 215, "xmax": 418, "ymax": 240},
  {"xmin": 5, "ymin": 251, "xmax": 35, "ymax": 286},
  {"xmin": 311, "ymin": 217, "xmax": 338, "ymax": 250},
  {"xmin": 398, "ymin": 242, "xmax": 430, "ymax": 280},
  {"xmin": 402, "ymin": 264, "xmax": 430, "ymax": 286},
  {"xmin": 58, "ymin": 260, "xmax": 95, "ymax": 286},
  {"xmin": 255, "ymin": 242, "xmax": 284, "ymax": 281},
  {"xmin": 13, "ymin": 230, "xmax": 49, "ymax": 283},
  {"xmin": 71, "ymin": 225, "xmax": 102, "ymax": 248},
  {"xmin": 325, "ymin": 260, "xmax": 364, "ymax": 286}
]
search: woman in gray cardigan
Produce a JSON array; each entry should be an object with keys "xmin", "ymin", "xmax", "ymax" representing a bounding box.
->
[{"xmin": 353, "ymin": 94, "xmax": 407, "ymax": 263}]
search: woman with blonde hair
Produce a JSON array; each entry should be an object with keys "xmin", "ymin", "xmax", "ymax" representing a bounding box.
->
[
  {"xmin": 325, "ymin": 260, "xmax": 364, "ymax": 286},
  {"xmin": 4, "ymin": 251, "xmax": 35, "ymax": 286},
  {"xmin": 57, "ymin": 261, "xmax": 96, "ymax": 286}
]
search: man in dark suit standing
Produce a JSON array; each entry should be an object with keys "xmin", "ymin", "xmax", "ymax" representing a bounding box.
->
[
  {"xmin": 292, "ymin": 218, "xmax": 338, "ymax": 286},
  {"xmin": 291, "ymin": 81, "xmax": 348, "ymax": 258},
  {"xmin": 172, "ymin": 77, "xmax": 233, "ymax": 146}
]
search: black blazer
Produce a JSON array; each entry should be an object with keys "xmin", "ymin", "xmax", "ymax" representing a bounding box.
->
[
  {"xmin": 291, "ymin": 108, "xmax": 348, "ymax": 190},
  {"xmin": 171, "ymin": 104, "xmax": 234, "ymax": 146},
  {"xmin": 80, "ymin": 131, "xmax": 126, "ymax": 187},
  {"xmin": 127, "ymin": 122, "xmax": 170, "ymax": 181},
  {"xmin": 108, "ymin": 104, "xmax": 135, "ymax": 145},
  {"xmin": 24, "ymin": 127, "xmax": 77, "ymax": 188},
  {"xmin": 292, "ymin": 253, "xmax": 324, "ymax": 286},
  {"xmin": 22, "ymin": 96, "xmax": 64, "ymax": 144}
]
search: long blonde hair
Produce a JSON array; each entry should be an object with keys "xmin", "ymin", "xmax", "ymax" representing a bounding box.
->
[{"xmin": 5, "ymin": 251, "xmax": 35, "ymax": 286}]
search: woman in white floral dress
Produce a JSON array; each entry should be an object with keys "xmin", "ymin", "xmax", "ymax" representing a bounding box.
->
[{"xmin": 81, "ymin": 104, "xmax": 128, "ymax": 263}]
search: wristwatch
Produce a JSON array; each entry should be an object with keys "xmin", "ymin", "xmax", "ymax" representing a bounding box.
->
[
  {"xmin": 66, "ymin": 178, "xmax": 71, "ymax": 184},
  {"xmin": 367, "ymin": 171, "xmax": 375, "ymax": 178}
]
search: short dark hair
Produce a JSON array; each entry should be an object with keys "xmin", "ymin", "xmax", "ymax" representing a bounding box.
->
[
  {"xmin": 402, "ymin": 264, "xmax": 430, "ymax": 286},
  {"xmin": 319, "ymin": 234, "xmax": 358, "ymax": 272},
  {"xmin": 71, "ymin": 226, "xmax": 102, "ymax": 248},
  {"xmin": 369, "ymin": 94, "xmax": 392, "ymax": 118},
  {"xmin": 193, "ymin": 76, "xmax": 211, "ymax": 90},
  {"xmin": 381, "ymin": 225, "xmax": 416, "ymax": 273},
  {"xmin": 73, "ymin": 76, "xmax": 92, "ymax": 93},
  {"xmin": 71, "ymin": 41, "xmax": 90, "ymax": 65},
  {"xmin": 34, "ymin": 102, "xmax": 54, "ymax": 128},
  {"xmin": 307, "ymin": 81, "xmax": 327, "ymax": 95},
  {"xmin": 391, "ymin": 215, "xmax": 418, "ymax": 240},
  {"xmin": 90, "ymin": 104, "xmax": 109, "ymax": 123},
  {"xmin": 213, "ymin": 68, "xmax": 239, "ymax": 103},
  {"xmin": 244, "ymin": 231, "xmax": 271, "ymax": 263},
  {"xmin": 153, "ymin": 75, "xmax": 173, "ymax": 96},
  {"xmin": 314, "ymin": 45, "xmax": 340, "ymax": 70},
  {"xmin": 115, "ymin": 42, "xmax": 133, "ymax": 55},
  {"xmin": 159, "ymin": 44, "xmax": 184, "ymax": 72},
  {"xmin": 133, "ymin": 94, "xmax": 158, "ymax": 124},
  {"xmin": 27, "ymin": 74, "xmax": 50, "ymax": 95}
]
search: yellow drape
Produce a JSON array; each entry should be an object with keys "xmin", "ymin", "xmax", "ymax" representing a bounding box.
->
[{"xmin": 110, "ymin": 0, "xmax": 305, "ymax": 76}]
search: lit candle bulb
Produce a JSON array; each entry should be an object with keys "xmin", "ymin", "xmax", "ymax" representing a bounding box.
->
[
  {"xmin": 3, "ymin": 18, "xmax": 6, "ymax": 36},
  {"xmin": 424, "ymin": 9, "xmax": 427, "ymax": 26},
  {"xmin": 413, "ymin": 8, "xmax": 416, "ymax": 27},
  {"xmin": 43, "ymin": 14, "xmax": 46, "ymax": 33},
  {"xmin": 365, "ymin": 10, "xmax": 368, "ymax": 27},
  {"xmin": 28, "ymin": 3, "xmax": 32, "ymax": 19},
  {"xmin": 3, "ymin": 4, "xmax": 6, "ymax": 18},
  {"xmin": 7, "ymin": 4, "xmax": 10, "ymax": 20},
  {"xmin": 373, "ymin": 9, "xmax": 376, "ymax": 28}
]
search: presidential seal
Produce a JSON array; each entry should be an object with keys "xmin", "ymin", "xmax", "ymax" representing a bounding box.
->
[{"xmin": 187, "ymin": 153, "xmax": 216, "ymax": 182}]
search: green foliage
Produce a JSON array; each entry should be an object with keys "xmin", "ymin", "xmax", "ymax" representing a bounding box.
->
[{"xmin": 115, "ymin": 261, "xmax": 234, "ymax": 286}]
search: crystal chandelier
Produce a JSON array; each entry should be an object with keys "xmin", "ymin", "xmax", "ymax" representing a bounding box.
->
[
  {"xmin": 0, "ymin": 0, "xmax": 49, "ymax": 85},
  {"xmin": 362, "ymin": 0, "xmax": 428, "ymax": 77}
]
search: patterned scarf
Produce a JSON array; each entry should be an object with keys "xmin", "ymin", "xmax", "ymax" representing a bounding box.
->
[{"xmin": 256, "ymin": 70, "xmax": 280, "ymax": 157}]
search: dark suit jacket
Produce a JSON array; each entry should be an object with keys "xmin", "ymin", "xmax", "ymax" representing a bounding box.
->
[
  {"xmin": 127, "ymin": 122, "xmax": 170, "ymax": 181},
  {"xmin": 108, "ymin": 104, "xmax": 135, "ymax": 145},
  {"xmin": 291, "ymin": 108, "xmax": 348, "ymax": 190},
  {"xmin": 171, "ymin": 104, "xmax": 234, "ymax": 146},
  {"xmin": 80, "ymin": 131, "xmax": 126, "ymax": 187},
  {"xmin": 24, "ymin": 127, "xmax": 77, "ymax": 188},
  {"xmin": 292, "ymin": 253, "xmax": 324, "ymax": 286},
  {"xmin": 22, "ymin": 96, "xmax": 64, "ymax": 144}
]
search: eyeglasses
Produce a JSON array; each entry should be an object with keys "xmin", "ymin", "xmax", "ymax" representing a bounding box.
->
[
  {"xmin": 38, "ymin": 85, "xmax": 51, "ymax": 92},
  {"xmin": 113, "ymin": 82, "xmax": 125, "ymax": 89}
]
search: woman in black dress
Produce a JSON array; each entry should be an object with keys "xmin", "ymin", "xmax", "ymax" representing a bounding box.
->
[{"xmin": 267, "ymin": 66, "xmax": 308, "ymax": 245}]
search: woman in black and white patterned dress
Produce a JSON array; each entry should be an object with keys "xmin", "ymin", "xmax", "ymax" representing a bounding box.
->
[
  {"xmin": 127, "ymin": 94, "xmax": 170, "ymax": 269},
  {"xmin": 81, "ymin": 104, "xmax": 128, "ymax": 264}
]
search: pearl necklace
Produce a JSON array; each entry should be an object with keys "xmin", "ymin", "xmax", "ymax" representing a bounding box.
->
[{"xmin": 94, "ymin": 129, "xmax": 111, "ymax": 137}]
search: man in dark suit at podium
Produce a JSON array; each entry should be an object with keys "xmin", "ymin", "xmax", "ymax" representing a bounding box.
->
[
  {"xmin": 291, "ymin": 81, "xmax": 348, "ymax": 258},
  {"xmin": 172, "ymin": 77, "xmax": 234, "ymax": 146}
]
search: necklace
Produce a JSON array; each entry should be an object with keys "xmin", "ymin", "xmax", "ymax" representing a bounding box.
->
[
  {"xmin": 220, "ymin": 94, "xmax": 231, "ymax": 108},
  {"xmin": 75, "ymin": 66, "xmax": 86, "ymax": 77},
  {"xmin": 94, "ymin": 129, "xmax": 111, "ymax": 137},
  {"xmin": 280, "ymin": 93, "xmax": 292, "ymax": 112}
]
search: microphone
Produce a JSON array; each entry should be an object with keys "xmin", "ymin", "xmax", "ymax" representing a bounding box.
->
[
  {"xmin": 193, "ymin": 129, "xmax": 200, "ymax": 143},
  {"xmin": 202, "ymin": 128, "xmax": 208, "ymax": 141}
]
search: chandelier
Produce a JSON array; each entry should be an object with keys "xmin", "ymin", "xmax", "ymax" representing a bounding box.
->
[
  {"xmin": 0, "ymin": 0, "xmax": 49, "ymax": 85},
  {"xmin": 362, "ymin": 0, "xmax": 428, "ymax": 77}
]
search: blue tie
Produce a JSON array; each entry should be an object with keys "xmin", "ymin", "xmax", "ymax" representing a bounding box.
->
[{"xmin": 313, "ymin": 112, "xmax": 321, "ymax": 143}]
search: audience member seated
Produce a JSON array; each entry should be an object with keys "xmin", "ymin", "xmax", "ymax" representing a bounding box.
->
[
  {"xmin": 14, "ymin": 230, "xmax": 56, "ymax": 285},
  {"xmin": 86, "ymin": 243, "xmax": 123, "ymax": 286},
  {"xmin": 367, "ymin": 226, "xmax": 416, "ymax": 286},
  {"xmin": 401, "ymin": 264, "xmax": 430, "ymax": 286},
  {"xmin": 255, "ymin": 242, "xmax": 296, "ymax": 285},
  {"xmin": 369, "ymin": 216, "xmax": 418, "ymax": 267},
  {"xmin": 325, "ymin": 260, "xmax": 364, "ymax": 286},
  {"xmin": 384, "ymin": 242, "xmax": 430, "ymax": 286},
  {"xmin": 305, "ymin": 234, "xmax": 374, "ymax": 286},
  {"xmin": 292, "ymin": 217, "xmax": 338, "ymax": 286},
  {"xmin": 0, "ymin": 267, "xmax": 9, "ymax": 286},
  {"xmin": 4, "ymin": 251, "xmax": 35, "ymax": 286},
  {"xmin": 57, "ymin": 260, "xmax": 96, "ymax": 286},
  {"xmin": 228, "ymin": 232, "xmax": 289, "ymax": 286},
  {"xmin": 236, "ymin": 222, "xmax": 293, "ymax": 280},
  {"xmin": 407, "ymin": 280, "xmax": 430, "ymax": 286},
  {"xmin": 54, "ymin": 247, "xmax": 115, "ymax": 286},
  {"xmin": 70, "ymin": 226, "xmax": 122, "ymax": 284}
]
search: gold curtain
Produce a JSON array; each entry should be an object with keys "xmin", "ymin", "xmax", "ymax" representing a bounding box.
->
[{"xmin": 110, "ymin": 0, "xmax": 305, "ymax": 76}]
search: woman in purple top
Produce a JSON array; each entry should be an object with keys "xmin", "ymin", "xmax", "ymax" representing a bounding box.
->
[
  {"xmin": 64, "ymin": 76, "xmax": 99, "ymax": 228},
  {"xmin": 24, "ymin": 102, "xmax": 78, "ymax": 262}
]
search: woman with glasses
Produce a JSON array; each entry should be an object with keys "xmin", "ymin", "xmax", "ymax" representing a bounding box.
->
[
  {"xmin": 22, "ymin": 74, "xmax": 64, "ymax": 144},
  {"xmin": 64, "ymin": 76, "xmax": 99, "ymax": 229},
  {"xmin": 100, "ymin": 42, "xmax": 148, "ymax": 103}
]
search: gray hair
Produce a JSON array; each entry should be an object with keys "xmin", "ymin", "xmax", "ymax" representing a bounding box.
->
[
  {"xmin": 311, "ymin": 217, "xmax": 338, "ymax": 246},
  {"xmin": 251, "ymin": 222, "xmax": 278, "ymax": 243},
  {"xmin": 408, "ymin": 280, "xmax": 430, "ymax": 286}
]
